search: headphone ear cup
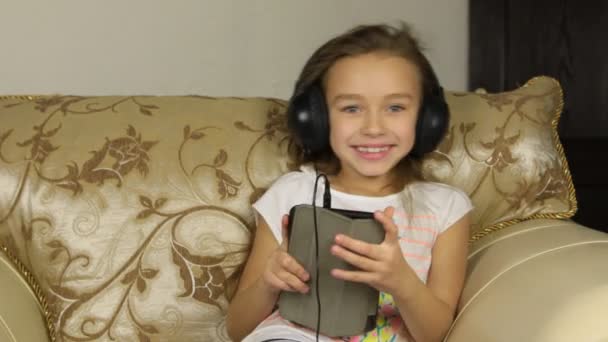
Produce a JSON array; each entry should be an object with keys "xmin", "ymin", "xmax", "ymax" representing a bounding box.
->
[
  {"xmin": 412, "ymin": 91, "xmax": 449, "ymax": 157},
  {"xmin": 287, "ymin": 83, "xmax": 330, "ymax": 155}
]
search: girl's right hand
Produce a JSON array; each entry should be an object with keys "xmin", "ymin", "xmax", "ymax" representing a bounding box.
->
[{"xmin": 261, "ymin": 214, "xmax": 310, "ymax": 295}]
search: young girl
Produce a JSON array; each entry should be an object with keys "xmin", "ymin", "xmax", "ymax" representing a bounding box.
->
[{"xmin": 226, "ymin": 22, "xmax": 472, "ymax": 342}]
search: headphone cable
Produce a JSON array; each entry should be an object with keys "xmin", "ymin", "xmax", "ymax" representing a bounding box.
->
[
  {"xmin": 312, "ymin": 172, "xmax": 330, "ymax": 342},
  {"xmin": 312, "ymin": 173, "xmax": 322, "ymax": 342}
]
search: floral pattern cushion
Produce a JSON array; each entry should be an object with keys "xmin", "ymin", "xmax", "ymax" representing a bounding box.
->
[
  {"xmin": 0, "ymin": 95, "xmax": 291, "ymax": 341},
  {"xmin": 422, "ymin": 76, "xmax": 576, "ymax": 240}
]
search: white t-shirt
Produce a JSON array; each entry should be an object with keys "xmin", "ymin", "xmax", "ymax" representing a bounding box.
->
[{"xmin": 244, "ymin": 166, "xmax": 473, "ymax": 342}]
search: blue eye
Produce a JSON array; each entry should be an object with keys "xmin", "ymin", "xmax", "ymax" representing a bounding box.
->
[
  {"xmin": 388, "ymin": 105, "xmax": 405, "ymax": 112},
  {"xmin": 341, "ymin": 105, "xmax": 360, "ymax": 113}
]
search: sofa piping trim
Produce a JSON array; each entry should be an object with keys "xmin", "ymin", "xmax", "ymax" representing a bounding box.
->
[
  {"xmin": 468, "ymin": 220, "xmax": 578, "ymax": 259},
  {"xmin": 1, "ymin": 95, "xmax": 56, "ymax": 340},
  {"xmin": 0, "ymin": 244, "xmax": 56, "ymax": 341},
  {"xmin": 468, "ymin": 75, "xmax": 578, "ymax": 243},
  {"xmin": 0, "ymin": 95, "xmax": 45, "ymax": 100}
]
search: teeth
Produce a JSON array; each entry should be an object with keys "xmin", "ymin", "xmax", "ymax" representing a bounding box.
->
[{"xmin": 356, "ymin": 146, "xmax": 389, "ymax": 153}]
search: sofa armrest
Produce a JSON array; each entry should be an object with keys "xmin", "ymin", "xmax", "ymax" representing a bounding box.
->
[
  {"xmin": 0, "ymin": 251, "xmax": 51, "ymax": 342},
  {"xmin": 445, "ymin": 219, "xmax": 608, "ymax": 342}
]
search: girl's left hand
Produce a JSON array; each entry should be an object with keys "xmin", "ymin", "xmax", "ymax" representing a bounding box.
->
[{"xmin": 330, "ymin": 206, "xmax": 415, "ymax": 295}]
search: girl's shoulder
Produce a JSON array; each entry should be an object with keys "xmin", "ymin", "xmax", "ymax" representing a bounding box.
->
[
  {"xmin": 409, "ymin": 181, "xmax": 471, "ymax": 203},
  {"xmin": 267, "ymin": 164, "xmax": 316, "ymax": 192},
  {"xmin": 407, "ymin": 181, "xmax": 473, "ymax": 230}
]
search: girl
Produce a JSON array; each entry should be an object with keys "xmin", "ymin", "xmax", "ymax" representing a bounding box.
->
[{"xmin": 226, "ymin": 22, "xmax": 472, "ymax": 342}]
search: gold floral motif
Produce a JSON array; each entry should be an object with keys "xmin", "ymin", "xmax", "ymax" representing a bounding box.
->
[
  {"xmin": 478, "ymin": 92, "xmax": 514, "ymax": 111},
  {"xmin": 180, "ymin": 125, "xmax": 243, "ymax": 200},
  {"xmin": 421, "ymin": 76, "xmax": 576, "ymax": 242},
  {"xmin": 0, "ymin": 95, "xmax": 295, "ymax": 341},
  {"xmin": 237, "ymin": 104, "xmax": 291, "ymax": 202}
]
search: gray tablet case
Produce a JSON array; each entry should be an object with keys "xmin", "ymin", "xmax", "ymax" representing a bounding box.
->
[{"xmin": 278, "ymin": 204, "xmax": 385, "ymax": 337}]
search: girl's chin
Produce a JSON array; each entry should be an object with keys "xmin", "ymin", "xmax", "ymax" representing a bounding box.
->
[{"xmin": 350, "ymin": 166, "xmax": 396, "ymax": 179}]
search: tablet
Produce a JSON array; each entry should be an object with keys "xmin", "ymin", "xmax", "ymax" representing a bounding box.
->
[{"xmin": 277, "ymin": 204, "xmax": 385, "ymax": 337}]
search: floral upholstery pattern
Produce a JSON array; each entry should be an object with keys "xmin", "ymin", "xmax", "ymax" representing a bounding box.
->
[
  {"xmin": 0, "ymin": 96, "xmax": 291, "ymax": 341},
  {"xmin": 423, "ymin": 76, "xmax": 576, "ymax": 240},
  {"xmin": 0, "ymin": 76, "xmax": 575, "ymax": 341}
]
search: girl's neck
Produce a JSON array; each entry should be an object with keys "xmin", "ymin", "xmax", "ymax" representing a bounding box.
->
[{"xmin": 328, "ymin": 171, "xmax": 402, "ymax": 197}]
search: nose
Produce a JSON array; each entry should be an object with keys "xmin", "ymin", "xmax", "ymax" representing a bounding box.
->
[{"xmin": 361, "ymin": 111, "xmax": 385, "ymax": 136}]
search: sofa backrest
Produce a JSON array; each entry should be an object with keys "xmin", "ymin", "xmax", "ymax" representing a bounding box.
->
[{"xmin": 0, "ymin": 95, "xmax": 292, "ymax": 341}]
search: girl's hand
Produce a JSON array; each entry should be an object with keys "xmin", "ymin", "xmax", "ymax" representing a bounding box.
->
[
  {"xmin": 330, "ymin": 206, "xmax": 415, "ymax": 295},
  {"xmin": 262, "ymin": 214, "xmax": 310, "ymax": 295}
]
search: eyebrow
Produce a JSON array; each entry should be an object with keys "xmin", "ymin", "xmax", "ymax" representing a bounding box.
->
[
  {"xmin": 385, "ymin": 93, "xmax": 414, "ymax": 100},
  {"xmin": 331, "ymin": 93, "xmax": 414, "ymax": 104},
  {"xmin": 331, "ymin": 94, "xmax": 361, "ymax": 104}
]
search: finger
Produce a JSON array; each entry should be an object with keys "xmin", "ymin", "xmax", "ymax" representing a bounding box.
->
[
  {"xmin": 279, "ymin": 253, "xmax": 310, "ymax": 282},
  {"xmin": 375, "ymin": 209, "xmax": 399, "ymax": 243},
  {"xmin": 334, "ymin": 234, "xmax": 380, "ymax": 260},
  {"xmin": 384, "ymin": 206, "xmax": 395, "ymax": 219},
  {"xmin": 267, "ymin": 272, "xmax": 295, "ymax": 293},
  {"xmin": 280, "ymin": 214, "xmax": 290, "ymax": 250},
  {"xmin": 331, "ymin": 244, "xmax": 376, "ymax": 271},
  {"xmin": 330, "ymin": 268, "xmax": 374, "ymax": 285},
  {"xmin": 278, "ymin": 270, "xmax": 310, "ymax": 294}
]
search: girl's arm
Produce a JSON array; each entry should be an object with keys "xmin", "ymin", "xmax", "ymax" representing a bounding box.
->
[
  {"xmin": 331, "ymin": 208, "xmax": 470, "ymax": 342},
  {"xmin": 391, "ymin": 213, "xmax": 470, "ymax": 342},
  {"xmin": 226, "ymin": 215, "xmax": 310, "ymax": 342}
]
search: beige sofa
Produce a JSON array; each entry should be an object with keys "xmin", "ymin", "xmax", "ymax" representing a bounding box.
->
[{"xmin": 1, "ymin": 76, "xmax": 607, "ymax": 342}]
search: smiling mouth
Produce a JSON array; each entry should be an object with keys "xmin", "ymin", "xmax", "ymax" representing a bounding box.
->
[
  {"xmin": 352, "ymin": 145, "xmax": 394, "ymax": 160},
  {"xmin": 354, "ymin": 145, "xmax": 392, "ymax": 153}
]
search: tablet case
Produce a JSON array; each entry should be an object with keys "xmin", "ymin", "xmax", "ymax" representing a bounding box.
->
[{"xmin": 278, "ymin": 204, "xmax": 385, "ymax": 337}]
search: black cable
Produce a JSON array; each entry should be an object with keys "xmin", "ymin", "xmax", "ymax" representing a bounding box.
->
[
  {"xmin": 312, "ymin": 172, "xmax": 330, "ymax": 342},
  {"xmin": 322, "ymin": 176, "xmax": 331, "ymax": 209}
]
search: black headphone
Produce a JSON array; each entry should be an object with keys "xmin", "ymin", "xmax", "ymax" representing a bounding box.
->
[{"xmin": 287, "ymin": 71, "xmax": 449, "ymax": 159}]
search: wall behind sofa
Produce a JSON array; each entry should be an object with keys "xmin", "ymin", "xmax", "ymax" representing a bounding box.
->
[{"xmin": 0, "ymin": 0, "xmax": 468, "ymax": 98}]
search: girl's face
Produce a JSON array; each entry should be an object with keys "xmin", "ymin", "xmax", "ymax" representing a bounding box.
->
[{"xmin": 324, "ymin": 52, "xmax": 422, "ymax": 186}]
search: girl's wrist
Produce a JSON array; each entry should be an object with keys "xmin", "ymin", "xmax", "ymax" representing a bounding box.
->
[
  {"xmin": 392, "ymin": 267, "xmax": 423, "ymax": 303},
  {"xmin": 394, "ymin": 279, "xmax": 423, "ymax": 306},
  {"xmin": 256, "ymin": 274, "xmax": 282, "ymax": 300}
]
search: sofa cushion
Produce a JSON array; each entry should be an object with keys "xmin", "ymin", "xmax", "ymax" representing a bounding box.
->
[
  {"xmin": 0, "ymin": 95, "xmax": 292, "ymax": 341},
  {"xmin": 422, "ymin": 76, "xmax": 576, "ymax": 240}
]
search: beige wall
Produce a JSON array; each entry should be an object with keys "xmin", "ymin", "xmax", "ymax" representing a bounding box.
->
[{"xmin": 0, "ymin": 0, "xmax": 468, "ymax": 98}]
